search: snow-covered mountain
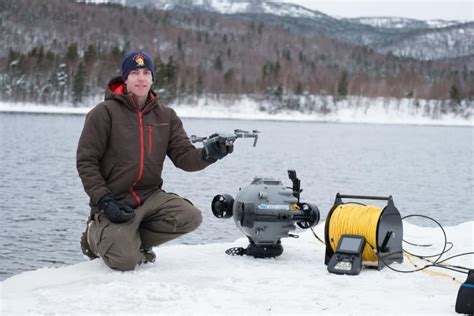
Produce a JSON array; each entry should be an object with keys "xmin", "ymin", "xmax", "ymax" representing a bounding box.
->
[
  {"xmin": 88, "ymin": 0, "xmax": 329, "ymax": 19},
  {"xmin": 346, "ymin": 17, "xmax": 463, "ymax": 29},
  {"xmin": 85, "ymin": 0, "xmax": 472, "ymax": 60},
  {"xmin": 372, "ymin": 23, "xmax": 474, "ymax": 60}
]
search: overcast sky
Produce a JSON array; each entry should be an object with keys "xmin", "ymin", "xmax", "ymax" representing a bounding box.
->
[{"xmin": 277, "ymin": 0, "xmax": 474, "ymax": 21}]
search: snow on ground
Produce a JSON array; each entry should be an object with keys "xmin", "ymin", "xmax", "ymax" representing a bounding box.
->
[
  {"xmin": 0, "ymin": 96, "xmax": 472, "ymax": 126},
  {"xmin": 1, "ymin": 221, "xmax": 472, "ymax": 315},
  {"xmin": 0, "ymin": 101, "xmax": 91, "ymax": 115}
]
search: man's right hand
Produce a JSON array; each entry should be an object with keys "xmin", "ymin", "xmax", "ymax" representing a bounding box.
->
[
  {"xmin": 202, "ymin": 134, "xmax": 233, "ymax": 163},
  {"xmin": 97, "ymin": 194, "xmax": 135, "ymax": 223}
]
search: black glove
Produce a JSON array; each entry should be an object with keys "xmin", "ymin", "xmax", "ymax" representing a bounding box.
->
[
  {"xmin": 97, "ymin": 194, "xmax": 135, "ymax": 223},
  {"xmin": 201, "ymin": 134, "xmax": 233, "ymax": 163}
]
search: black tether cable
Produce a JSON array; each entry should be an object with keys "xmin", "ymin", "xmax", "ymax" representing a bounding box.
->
[{"xmin": 365, "ymin": 214, "xmax": 473, "ymax": 274}]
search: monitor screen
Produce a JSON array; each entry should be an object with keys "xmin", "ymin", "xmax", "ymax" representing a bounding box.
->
[{"xmin": 338, "ymin": 236, "xmax": 364, "ymax": 253}]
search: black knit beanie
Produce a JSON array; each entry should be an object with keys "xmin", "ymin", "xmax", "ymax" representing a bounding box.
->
[{"xmin": 121, "ymin": 50, "xmax": 155, "ymax": 81}]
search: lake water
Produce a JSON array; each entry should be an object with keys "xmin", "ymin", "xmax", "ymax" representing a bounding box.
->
[{"xmin": 0, "ymin": 112, "xmax": 472, "ymax": 281}]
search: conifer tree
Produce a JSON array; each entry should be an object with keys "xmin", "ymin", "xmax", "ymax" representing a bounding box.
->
[
  {"xmin": 155, "ymin": 56, "xmax": 178, "ymax": 102},
  {"xmin": 196, "ymin": 65, "xmax": 205, "ymax": 96},
  {"xmin": 177, "ymin": 36, "xmax": 183, "ymax": 54},
  {"xmin": 84, "ymin": 44, "xmax": 97, "ymax": 64},
  {"xmin": 72, "ymin": 62, "xmax": 85, "ymax": 106},
  {"xmin": 295, "ymin": 81, "xmax": 303, "ymax": 95},
  {"xmin": 449, "ymin": 83, "xmax": 461, "ymax": 104},
  {"xmin": 65, "ymin": 43, "xmax": 79, "ymax": 63},
  {"xmin": 56, "ymin": 64, "xmax": 68, "ymax": 103},
  {"xmin": 337, "ymin": 70, "xmax": 349, "ymax": 99},
  {"xmin": 214, "ymin": 55, "xmax": 223, "ymax": 72},
  {"xmin": 224, "ymin": 68, "xmax": 234, "ymax": 85}
]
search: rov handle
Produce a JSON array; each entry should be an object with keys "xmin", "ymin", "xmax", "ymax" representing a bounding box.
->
[{"xmin": 287, "ymin": 169, "xmax": 302, "ymax": 202}]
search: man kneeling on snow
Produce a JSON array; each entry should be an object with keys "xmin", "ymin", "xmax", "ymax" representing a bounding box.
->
[{"xmin": 76, "ymin": 50, "xmax": 232, "ymax": 270}]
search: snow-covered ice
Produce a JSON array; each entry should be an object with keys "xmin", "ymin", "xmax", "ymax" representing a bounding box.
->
[{"xmin": 1, "ymin": 221, "xmax": 472, "ymax": 315}]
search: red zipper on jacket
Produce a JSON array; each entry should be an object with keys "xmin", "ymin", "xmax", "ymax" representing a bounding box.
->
[
  {"xmin": 129, "ymin": 96, "xmax": 155, "ymax": 206},
  {"xmin": 148, "ymin": 125, "xmax": 153, "ymax": 155}
]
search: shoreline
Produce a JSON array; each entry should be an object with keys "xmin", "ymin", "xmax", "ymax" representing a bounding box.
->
[{"xmin": 0, "ymin": 101, "xmax": 472, "ymax": 127}]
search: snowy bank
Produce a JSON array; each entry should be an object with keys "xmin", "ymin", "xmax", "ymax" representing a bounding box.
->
[
  {"xmin": 1, "ymin": 221, "xmax": 472, "ymax": 315},
  {"xmin": 0, "ymin": 95, "xmax": 472, "ymax": 126},
  {"xmin": 173, "ymin": 95, "xmax": 473, "ymax": 126}
]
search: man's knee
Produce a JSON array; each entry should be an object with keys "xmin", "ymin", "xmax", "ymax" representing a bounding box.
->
[
  {"xmin": 169, "ymin": 195, "xmax": 202, "ymax": 232},
  {"xmin": 103, "ymin": 251, "xmax": 142, "ymax": 271},
  {"xmin": 186, "ymin": 207, "xmax": 202, "ymax": 231},
  {"xmin": 93, "ymin": 220, "xmax": 142, "ymax": 271}
]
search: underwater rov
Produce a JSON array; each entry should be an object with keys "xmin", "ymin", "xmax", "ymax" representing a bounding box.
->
[
  {"xmin": 212, "ymin": 170, "xmax": 320, "ymax": 258},
  {"xmin": 325, "ymin": 193, "xmax": 403, "ymax": 273}
]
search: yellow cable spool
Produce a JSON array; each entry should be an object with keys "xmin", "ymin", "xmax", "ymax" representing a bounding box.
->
[
  {"xmin": 324, "ymin": 194, "xmax": 403, "ymax": 270},
  {"xmin": 328, "ymin": 204, "xmax": 382, "ymax": 262}
]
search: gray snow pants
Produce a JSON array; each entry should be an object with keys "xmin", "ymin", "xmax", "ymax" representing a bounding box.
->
[{"xmin": 87, "ymin": 190, "xmax": 202, "ymax": 271}]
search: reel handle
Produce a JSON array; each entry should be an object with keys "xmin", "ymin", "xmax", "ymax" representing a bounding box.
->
[{"xmin": 335, "ymin": 193, "xmax": 395, "ymax": 209}]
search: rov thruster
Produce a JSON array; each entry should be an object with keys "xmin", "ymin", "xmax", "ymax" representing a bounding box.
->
[{"xmin": 211, "ymin": 170, "xmax": 320, "ymax": 258}]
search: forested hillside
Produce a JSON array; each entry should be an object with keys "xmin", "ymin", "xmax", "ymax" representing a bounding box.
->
[{"xmin": 0, "ymin": 0, "xmax": 472, "ymax": 109}]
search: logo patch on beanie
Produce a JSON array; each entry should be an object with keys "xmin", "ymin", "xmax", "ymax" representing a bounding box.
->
[{"xmin": 134, "ymin": 54, "xmax": 145, "ymax": 67}]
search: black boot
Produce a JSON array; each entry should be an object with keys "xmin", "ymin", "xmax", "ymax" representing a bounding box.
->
[
  {"xmin": 140, "ymin": 247, "xmax": 156, "ymax": 264},
  {"xmin": 80, "ymin": 222, "xmax": 98, "ymax": 260}
]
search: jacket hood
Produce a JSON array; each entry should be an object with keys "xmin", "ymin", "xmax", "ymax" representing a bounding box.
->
[{"xmin": 105, "ymin": 76, "xmax": 158, "ymax": 112}]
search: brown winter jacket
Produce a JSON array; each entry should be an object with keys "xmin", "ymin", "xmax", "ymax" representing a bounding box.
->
[{"xmin": 77, "ymin": 76, "xmax": 210, "ymax": 209}]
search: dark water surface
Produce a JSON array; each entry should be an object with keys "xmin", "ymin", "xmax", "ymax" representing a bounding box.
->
[{"xmin": 0, "ymin": 112, "xmax": 472, "ymax": 280}]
